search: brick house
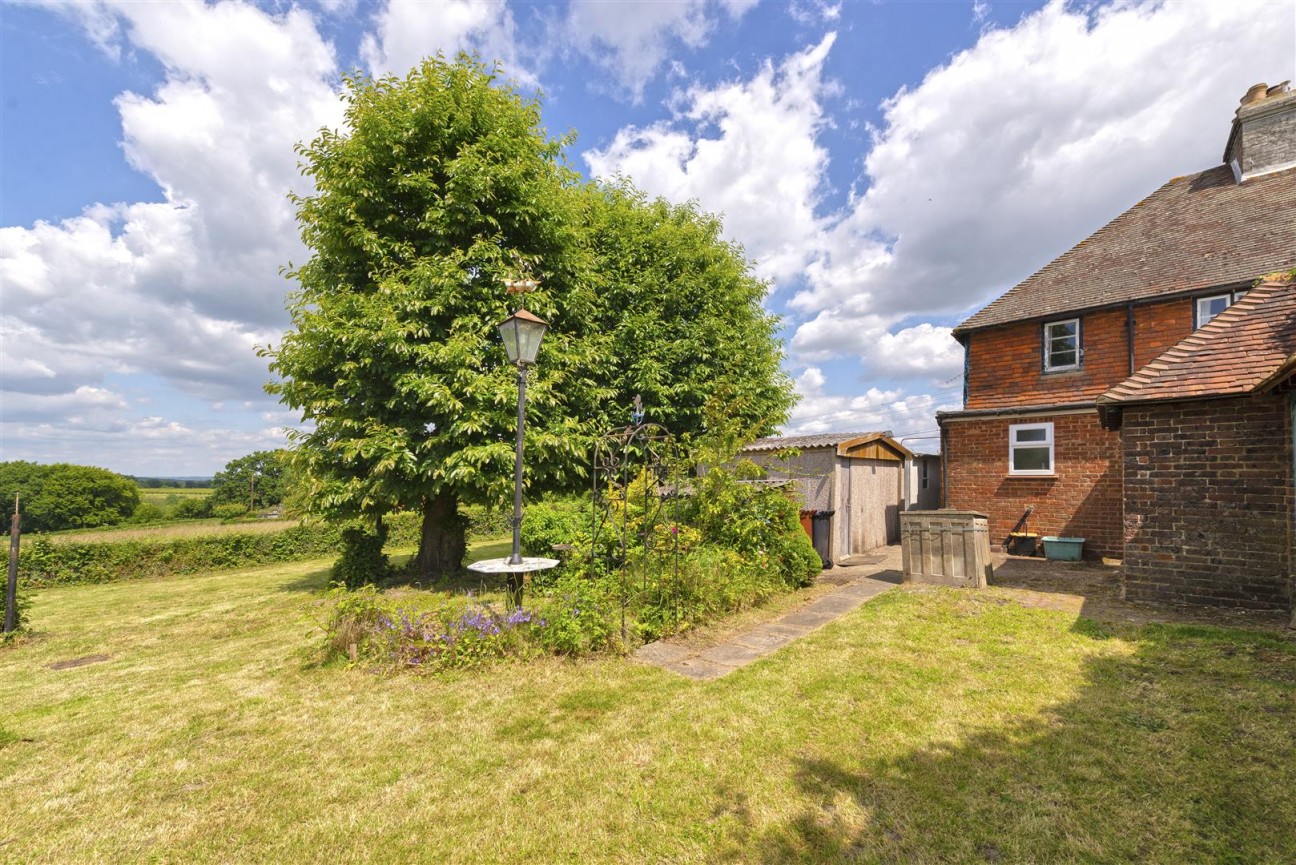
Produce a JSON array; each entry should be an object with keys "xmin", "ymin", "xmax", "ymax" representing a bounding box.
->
[
  {"xmin": 938, "ymin": 81, "xmax": 1296, "ymax": 610},
  {"xmin": 1097, "ymin": 278, "xmax": 1295, "ymax": 610}
]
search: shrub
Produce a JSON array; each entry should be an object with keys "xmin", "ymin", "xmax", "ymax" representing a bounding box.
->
[
  {"xmin": 521, "ymin": 497, "xmax": 589, "ymax": 556},
  {"xmin": 533, "ymin": 573, "xmax": 619, "ymax": 655},
  {"xmin": 460, "ymin": 504, "xmax": 512, "ymax": 538},
  {"xmin": 322, "ymin": 584, "xmax": 389, "ymax": 661},
  {"xmin": 212, "ymin": 503, "xmax": 250, "ymax": 521},
  {"xmin": 173, "ymin": 496, "xmax": 213, "ymax": 519},
  {"xmin": 127, "ymin": 503, "xmax": 167, "ymax": 524},
  {"xmin": 686, "ymin": 461, "xmax": 820, "ymax": 588},
  {"xmin": 333, "ymin": 522, "xmax": 391, "ymax": 589}
]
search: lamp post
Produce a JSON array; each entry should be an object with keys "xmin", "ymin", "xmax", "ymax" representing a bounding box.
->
[
  {"xmin": 467, "ymin": 279, "xmax": 560, "ymax": 608},
  {"xmin": 497, "ymin": 307, "xmax": 548, "ymax": 566}
]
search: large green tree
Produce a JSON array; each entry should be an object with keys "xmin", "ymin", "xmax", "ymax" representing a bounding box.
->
[
  {"xmin": 0, "ymin": 462, "xmax": 140, "ymax": 533},
  {"xmin": 210, "ymin": 450, "xmax": 291, "ymax": 510},
  {"xmin": 267, "ymin": 55, "xmax": 793, "ymax": 579},
  {"xmin": 570, "ymin": 182, "xmax": 793, "ymax": 441}
]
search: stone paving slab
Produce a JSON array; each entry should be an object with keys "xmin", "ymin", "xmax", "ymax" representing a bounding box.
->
[
  {"xmin": 776, "ymin": 609, "xmax": 841, "ymax": 629},
  {"xmin": 698, "ymin": 642, "xmax": 771, "ymax": 666},
  {"xmin": 756, "ymin": 619, "xmax": 812, "ymax": 635},
  {"xmin": 633, "ymin": 550, "xmax": 902, "ymax": 680},
  {"xmin": 731, "ymin": 627, "xmax": 800, "ymax": 650},
  {"xmin": 805, "ymin": 594, "xmax": 866, "ymax": 615},
  {"xmin": 837, "ymin": 579, "xmax": 898, "ymax": 600}
]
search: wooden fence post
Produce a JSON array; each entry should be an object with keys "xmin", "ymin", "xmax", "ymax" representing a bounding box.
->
[{"xmin": 4, "ymin": 493, "xmax": 19, "ymax": 633}]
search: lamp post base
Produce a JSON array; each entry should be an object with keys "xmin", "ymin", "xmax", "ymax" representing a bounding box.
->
[{"xmin": 466, "ymin": 557, "xmax": 560, "ymax": 609}]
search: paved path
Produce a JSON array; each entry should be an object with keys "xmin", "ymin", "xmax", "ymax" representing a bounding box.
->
[{"xmin": 633, "ymin": 547, "xmax": 903, "ymax": 680}]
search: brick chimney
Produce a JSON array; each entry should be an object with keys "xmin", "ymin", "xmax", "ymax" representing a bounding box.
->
[{"xmin": 1224, "ymin": 80, "xmax": 1296, "ymax": 182}]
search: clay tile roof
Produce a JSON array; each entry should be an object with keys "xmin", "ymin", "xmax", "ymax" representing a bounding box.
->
[
  {"xmin": 742, "ymin": 431, "xmax": 890, "ymax": 452},
  {"xmin": 1098, "ymin": 278, "xmax": 1296, "ymax": 405},
  {"xmin": 954, "ymin": 165, "xmax": 1296, "ymax": 336}
]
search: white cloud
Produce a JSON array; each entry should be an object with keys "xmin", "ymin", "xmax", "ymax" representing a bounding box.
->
[
  {"xmin": 795, "ymin": 365, "xmax": 826, "ymax": 395},
  {"xmin": 866, "ymin": 324, "xmax": 963, "ymax": 380},
  {"xmin": 586, "ymin": 0, "xmax": 1294, "ymax": 419},
  {"xmin": 585, "ymin": 33, "xmax": 836, "ymax": 283},
  {"xmin": 27, "ymin": 0, "xmax": 124, "ymax": 59},
  {"xmin": 0, "ymin": 414, "xmax": 291, "ymax": 475},
  {"xmin": 784, "ymin": 387, "xmax": 955, "ymax": 437},
  {"xmin": 1, "ymin": 0, "xmax": 342, "ymax": 416},
  {"xmin": 317, "ymin": 0, "xmax": 359, "ymax": 17},
  {"xmin": 564, "ymin": 0, "xmax": 757, "ymax": 101},
  {"xmin": 2, "ymin": 386, "xmax": 129, "ymax": 423},
  {"xmin": 791, "ymin": 0, "xmax": 1295, "ymax": 345},
  {"xmin": 787, "ymin": 1, "xmax": 841, "ymax": 27},
  {"xmin": 359, "ymin": 0, "xmax": 534, "ymax": 83}
]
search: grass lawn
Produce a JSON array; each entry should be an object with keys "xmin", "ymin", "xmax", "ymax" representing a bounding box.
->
[{"xmin": 2, "ymin": 546, "xmax": 1293, "ymax": 863}]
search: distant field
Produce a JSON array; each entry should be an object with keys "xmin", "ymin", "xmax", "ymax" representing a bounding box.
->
[
  {"xmin": 138, "ymin": 487, "xmax": 212, "ymax": 505},
  {"xmin": 42, "ymin": 518, "xmax": 300, "ymax": 544}
]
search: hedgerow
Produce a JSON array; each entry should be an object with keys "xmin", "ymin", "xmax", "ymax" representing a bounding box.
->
[{"xmin": 18, "ymin": 512, "xmax": 422, "ymax": 589}]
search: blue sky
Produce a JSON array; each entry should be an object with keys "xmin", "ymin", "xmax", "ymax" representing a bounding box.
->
[{"xmin": 2, "ymin": 0, "xmax": 1293, "ymax": 476}]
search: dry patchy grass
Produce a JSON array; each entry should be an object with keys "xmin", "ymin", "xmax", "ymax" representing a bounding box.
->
[
  {"xmin": 1, "ymin": 551, "xmax": 1293, "ymax": 863},
  {"xmin": 42, "ymin": 518, "xmax": 301, "ymax": 545},
  {"xmin": 138, "ymin": 487, "xmax": 212, "ymax": 504}
]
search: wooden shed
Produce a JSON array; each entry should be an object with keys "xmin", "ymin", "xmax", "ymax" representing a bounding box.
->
[{"xmin": 739, "ymin": 431, "xmax": 916, "ymax": 564}]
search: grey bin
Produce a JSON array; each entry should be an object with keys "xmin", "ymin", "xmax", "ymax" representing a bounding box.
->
[
  {"xmin": 811, "ymin": 510, "xmax": 834, "ymax": 568},
  {"xmin": 900, "ymin": 510, "xmax": 993, "ymax": 588}
]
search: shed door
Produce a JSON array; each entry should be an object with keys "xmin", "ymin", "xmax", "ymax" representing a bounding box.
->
[{"xmin": 849, "ymin": 458, "xmax": 901, "ymax": 554}]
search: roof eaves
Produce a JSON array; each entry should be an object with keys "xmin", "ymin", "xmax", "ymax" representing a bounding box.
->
[{"xmin": 1100, "ymin": 278, "xmax": 1295, "ymax": 405}]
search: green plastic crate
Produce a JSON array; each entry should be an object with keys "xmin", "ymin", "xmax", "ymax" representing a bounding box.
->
[{"xmin": 1041, "ymin": 536, "xmax": 1084, "ymax": 561}]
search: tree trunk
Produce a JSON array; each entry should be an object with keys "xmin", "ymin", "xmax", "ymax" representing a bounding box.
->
[{"xmin": 414, "ymin": 491, "xmax": 467, "ymax": 580}]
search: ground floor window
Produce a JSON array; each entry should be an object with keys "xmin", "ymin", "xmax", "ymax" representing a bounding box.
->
[{"xmin": 1009, "ymin": 422, "xmax": 1053, "ymax": 474}]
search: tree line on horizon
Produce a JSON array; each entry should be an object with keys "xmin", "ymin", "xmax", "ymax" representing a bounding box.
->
[{"xmin": 0, "ymin": 451, "xmax": 292, "ymax": 533}]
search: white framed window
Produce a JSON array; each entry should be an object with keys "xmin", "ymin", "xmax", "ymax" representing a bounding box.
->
[
  {"xmin": 920, "ymin": 459, "xmax": 930, "ymax": 489},
  {"xmin": 1195, "ymin": 294, "xmax": 1231, "ymax": 328},
  {"xmin": 1009, "ymin": 422, "xmax": 1054, "ymax": 475},
  {"xmin": 1043, "ymin": 319, "xmax": 1080, "ymax": 372}
]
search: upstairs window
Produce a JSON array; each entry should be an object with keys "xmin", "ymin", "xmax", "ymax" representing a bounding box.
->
[
  {"xmin": 1195, "ymin": 290, "xmax": 1248, "ymax": 329},
  {"xmin": 1009, "ymin": 423, "xmax": 1053, "ymax": 475},
  {"xmin": 1043, "ymin": 318, "xmax": 1081, "ymax": 372},
  {"xmin": 1195, "ymin": 294, "xmax": 1231, "ymax": 328}
]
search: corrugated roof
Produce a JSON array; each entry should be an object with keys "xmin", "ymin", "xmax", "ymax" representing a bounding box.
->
[
  {"xmin": 741, "ymin": 431, "xmax": 891, "ymax": 452},
  {"xmin": 1098, "ymin": 278, "xmax": 1296, "ymax": 405},
  {"xmin": 955, "ymin": 165, "xmax": 1296, "ymax": 335}
]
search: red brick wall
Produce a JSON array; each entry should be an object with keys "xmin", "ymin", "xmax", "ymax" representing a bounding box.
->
[
  {"xmin": 943, "ymin": 411, "xmax": 1123, "ymax": 559},
  {"xmin": 1132, "ymin": 298, "xmax": 1193, "ymax": 370},
  {"xmin": 965, "ymin": 298, "xmax": 1192, "ymax": 410},
  {"xmin": 1122, "ymin": 396, "xmax": 1293, "ymax": 610}
]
